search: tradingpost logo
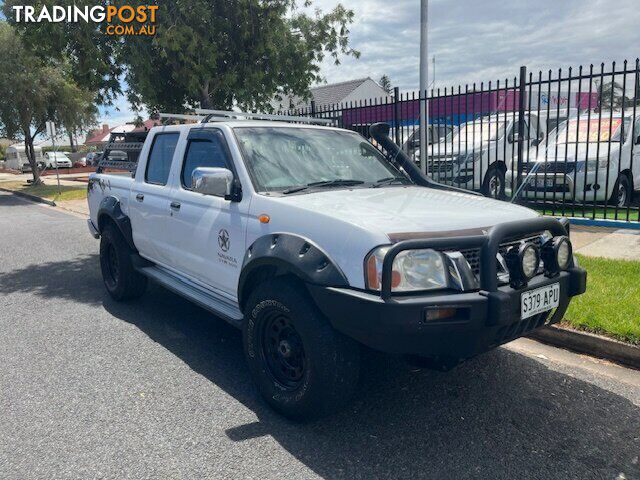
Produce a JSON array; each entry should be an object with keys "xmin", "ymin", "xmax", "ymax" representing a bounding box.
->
[{"xmin": 11, "ymin": 4, "xmax": 158, "ymax": 36}]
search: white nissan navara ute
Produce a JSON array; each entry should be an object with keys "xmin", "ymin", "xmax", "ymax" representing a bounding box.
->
[{"xmin": 87, "ymin": 112, "xmax": 587, "ymax": 420}]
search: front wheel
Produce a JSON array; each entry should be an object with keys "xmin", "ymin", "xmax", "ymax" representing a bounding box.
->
[
  {"xmin": 243, "ymin": 278, "xmax": 360, "ymax": 421},
  {"xmin": 482, "ymin": 167, "xmax": 506, "ymax": 199},
  {"xmin": 610, "ymin": 174, "xmax": 632, "ymax": 207}
]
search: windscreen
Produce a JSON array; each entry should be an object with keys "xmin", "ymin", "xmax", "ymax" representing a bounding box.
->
[
  {"xmin": 234, "ymin": 127, "xmax": 406, "ymax": 192},
  {"xmin": 553, "ymin": 117, "xmax": 629, "ymax": 143},
  {"xmin": 451, "ymin": 120, "xmax": 506, "ymax": 146}
]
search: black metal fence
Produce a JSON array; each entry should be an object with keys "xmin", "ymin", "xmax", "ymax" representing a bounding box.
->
[{"xmin": 280, "ymin": 59, "xmax": 640, "ymax": 223}]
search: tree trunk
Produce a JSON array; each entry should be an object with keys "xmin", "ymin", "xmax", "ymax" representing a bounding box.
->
[
  {"xmin": 23, "ymin": 134, "xmax": 42, "ymax": 185},
  {"xmin": 68, "ymin": 131, "xmax": 76, "ymax": 152},
  {"xmin": 200, "ymin": 83, "xmax": 211, "ymax": 109}
]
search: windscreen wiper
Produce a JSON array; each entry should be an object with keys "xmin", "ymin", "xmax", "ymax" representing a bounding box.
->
[
  {"xmin": 283, "ymin": 179, "xmax": 364, "ymax": 194},
  {"xmin": 371, "ymin": 176, "xmax": 410, "ymax": 188}
]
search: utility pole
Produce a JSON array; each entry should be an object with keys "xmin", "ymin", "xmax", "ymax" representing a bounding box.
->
[{"xmin": 419, "ymin": 0, "xmax": 429, "ymax": 174}]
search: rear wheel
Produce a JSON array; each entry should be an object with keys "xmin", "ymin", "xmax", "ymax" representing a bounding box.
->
[
  {"xmin": 243, "ymin": 278, "xmax": 360, "ymax": 421},
  {"xmin": 99, "ymin": 224, "xmax": 147, "ymax": 301},
  {"xmin": 482, "ymin": 166, "xmax": 506, "ymax": 199},
  {"xmin": 610, "ymin": 174, "xmax": 632, "ymax": 207}
]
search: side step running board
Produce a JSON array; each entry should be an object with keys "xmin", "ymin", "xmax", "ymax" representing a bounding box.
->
[{"xmin": 137, "ymin": 265, "xmax": 244, "ymax": 328}]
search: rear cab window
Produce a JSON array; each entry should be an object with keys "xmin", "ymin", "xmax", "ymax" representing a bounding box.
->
[{"xmin": 145, "ymin": 133, "xmax": 180, "ymax": 185}]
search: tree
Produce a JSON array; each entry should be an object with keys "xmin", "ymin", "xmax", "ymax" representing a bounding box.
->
[
  {"xmin": 121, "ymin": 0, "xmax": 359, "ymax": 112},
  {"xmin": 596, "ymin": 80, "xmax": 629, "ymax": 110},
  {"xmin": 0, "ymin": 23, "xmax": 96, "ymax": 183},
  {"xmin": 2, "ymin": 0, "xmax": 123, "ymax": 105},
  {"xmin": 379, "ymin": 75, "xmax": 392, "ymax": 94}
]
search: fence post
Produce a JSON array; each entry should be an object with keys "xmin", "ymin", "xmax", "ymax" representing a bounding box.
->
[
  {"xmin": 393, "ymin": 86, "xmax": 400, "ymax": 143},
  {"xmin": 516, "ymin": 65, "xmax": 527, "ymax": 192},
  {"xmin": 310, "ymin": 100, "xmax": 316, "ymax": 118}
]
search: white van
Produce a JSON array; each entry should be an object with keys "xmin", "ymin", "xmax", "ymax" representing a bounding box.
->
[
  {"xmin": 425, "ymin": 113, "xmax": 544, "ymax": 197},
  {"xmin": 4, "ymin": 144, "xmax": 44, "ymax": 173},
  {"xmin": 509, "ymin": 113, "xmax": 640, "ymax": 207}
]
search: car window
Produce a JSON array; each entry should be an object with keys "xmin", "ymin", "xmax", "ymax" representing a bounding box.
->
[
  {"xmin": 145, "ymin": 133, "xmax": 180, "ymax": 185},
  {"xmin": 181, "ymin": 134, "xmax": 231, "ymax": 188}
]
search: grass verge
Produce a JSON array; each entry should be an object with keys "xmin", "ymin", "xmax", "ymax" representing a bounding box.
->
[
  {"xmin": 562, "ymin": 254, "xmax": 640, "ymax": 345},
  {"xmin": 0, "ymin": 180, "xmax": 86, "ymax": 202}
]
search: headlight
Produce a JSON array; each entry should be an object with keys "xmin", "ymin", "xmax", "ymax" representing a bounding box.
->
[{"xmin": 365, "ymin": 247, "xmax": 449, "ymax": 292}]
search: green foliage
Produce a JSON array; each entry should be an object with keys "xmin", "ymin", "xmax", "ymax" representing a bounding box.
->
[
  {"xmin": 122, "ymin": 0, "xmax": 359, "ymax": 112},
  {"xmin": 564, "ymin": 254, "xmax": 640, "ymax": 345},
  {"xmin": 379, "ymin": 75, "xmax": 392, "ymax": 94},
  {"xmin": 2, "ymin": 0, "xmax": 123, "ymax": 105},
  {"xmin": 0, "ymin": 22, "xmax": 97, "ymax": 181}
]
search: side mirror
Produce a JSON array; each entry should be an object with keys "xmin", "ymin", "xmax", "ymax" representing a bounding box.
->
[
  {"xmin": 192, "ymin": 167, "xmax": 235, "ymax": 199},
  {"xmin": 636, "ymin": 135, "xmax": 640, "ymax": 145},
  {"xmin": 508, "ymin": 132, "xmax": 519, "ymax": 143},
  {"xmin": 531, "ymin": 138, "xmax": 540, "ymax": 147}
]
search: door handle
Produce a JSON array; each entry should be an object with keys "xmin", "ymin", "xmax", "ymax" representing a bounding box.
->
[
  {"xmin": 170, "ymin": 201, "xmax": 181, "ymax": 211},
  {"xmin": 135, "ymin": 193, "xmax": 144, "ymax": 202}
]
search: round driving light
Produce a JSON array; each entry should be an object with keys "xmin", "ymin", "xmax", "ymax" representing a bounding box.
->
[
  {"xmin": 520, "ymin": 243, "xmax": 540, "ymax": 280},
  {"xmin": 555, "ymin": 236, "xmax": 572, "ymax": 270}
]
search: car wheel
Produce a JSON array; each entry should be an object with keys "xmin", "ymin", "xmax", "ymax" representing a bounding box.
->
[
  {"xmin": 243, "ymin": 278, "xmax": 360, "ymax": 421},
  {"xmin": 482, "ymin": 167, "xmax": 506, "ymax": 199},
  {"xmin": 610, "ymin": 174, "xmax": 632, "ymax": 208},
  {"xmin": 99, "ymin": 224, "xmax": 147, "ymax": 301}
]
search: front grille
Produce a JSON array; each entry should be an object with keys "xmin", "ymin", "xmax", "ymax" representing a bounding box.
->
[
  {"xmin": 522, "ymin": 162, "xmax": 576, "ymax": 174},
  {"xmin": 448, "ymin": 233, "xmax": 544, "ymax": 279},
  {"xmin": 427, "ymin": 160, "xmax": 456, "ymax": 174}
]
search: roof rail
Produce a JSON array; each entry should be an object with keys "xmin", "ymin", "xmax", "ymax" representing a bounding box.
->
[
  {"xmin": 194, "ymin": 108, "xmax": 334, "ymax": 125},
  {"xmin": 158, "ymin": 113, "xmax": 204, "ymax": 122}
]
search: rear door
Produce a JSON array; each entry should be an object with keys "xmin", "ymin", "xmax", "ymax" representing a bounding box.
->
[
  {"xmin": 165, "ymin": 128, "xmax": 249, "ymax": 295},
  {"xmin": 129, "ymin": 131, "xmax": 181, "ymax": 265}
]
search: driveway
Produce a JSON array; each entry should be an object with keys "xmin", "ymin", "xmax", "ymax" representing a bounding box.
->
[{"xmin": 0, "ymin": 191, "xmax": 638, "ymax": 479}]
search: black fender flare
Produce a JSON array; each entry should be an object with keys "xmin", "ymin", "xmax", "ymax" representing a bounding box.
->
[
  {"xmin": 97, "ymin": 196, "xmax": 136, "ymax": 251},
  {"xmin": 237, "ymin": 233, "xmax": 349, "ymax": 310}
]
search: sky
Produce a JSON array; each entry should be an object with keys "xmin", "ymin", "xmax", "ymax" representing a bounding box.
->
[{"xmin": 99, "ymin": 0, "xmax": 640, "ymax": 126}]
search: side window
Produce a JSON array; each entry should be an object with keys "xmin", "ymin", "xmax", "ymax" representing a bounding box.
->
[
  {"xmin": 145, "ymin": 133, "xmax": 180, "ymax": 185},
  {"xmin": 181, "ymin": 133, "xmax": 231, "ymax": 189}
]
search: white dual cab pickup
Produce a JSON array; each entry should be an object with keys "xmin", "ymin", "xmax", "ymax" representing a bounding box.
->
[{"xmin": 87, "ymin": 118, "xmax": 586, "ymax": 420}]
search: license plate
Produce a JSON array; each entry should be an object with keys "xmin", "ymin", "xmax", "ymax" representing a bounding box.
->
[
  {"xmin": 535, "ymin": 178, "xmax": 555, "ymax": 188},
  {"xmin": 521, "ymin": 283, "xmax": 560, "ymax": 319}
]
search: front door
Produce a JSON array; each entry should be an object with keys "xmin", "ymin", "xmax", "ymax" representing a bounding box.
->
[{"xmin": 166, "ymin": 128, "xmax": 249, "ymax": 296}]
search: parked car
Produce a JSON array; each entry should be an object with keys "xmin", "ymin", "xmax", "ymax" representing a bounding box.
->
[
  {"xmin": 508, "ymin": 112, "xmax": 639, "ymax": 207},
  {"xmin": 87, "ymin": 113, "xmax": 586, "ymax": 420},
  {"xmin": 43, "ymin": 151, "xmax": 73, "ymax": 169},
  {"xmin": 425, "ymin": 113, "xmax": 546, "ymax": 197},
  {"xmin": 74, "ymin": 157, "xmax": 87, "ymax": 168},
  {"xmin": 401, "ymin": 123, "xmax": 454, "ymax": 158},
  {"xmin": 86, "ymin": 151, "xmax": 103, "ymax": 166}
]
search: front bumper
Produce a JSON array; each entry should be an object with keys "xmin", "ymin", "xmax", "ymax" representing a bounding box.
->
[
  {"xmin": 310, "ymin": 216, "xmax": 587, "ymax": 360},
  {"xmin": 308, "ymin": 267, "xmax": 585, "ymax": 358}
]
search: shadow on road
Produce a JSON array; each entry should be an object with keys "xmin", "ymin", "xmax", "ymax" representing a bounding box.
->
[
  {"xmin": 0, "ymin": 254, "xmax": 104, "ymax": 306},
  {"xmin": 103, "ymin": 283, "xmax": 640, "ymax": 480}
]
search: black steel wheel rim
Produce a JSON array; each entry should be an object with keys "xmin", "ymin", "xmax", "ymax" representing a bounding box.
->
[
  {"xmin": 106, "ymin": 243, "xmax": 119, "ymax": 285},
  {"xmin": 260, "ymin": 309, "xmax": 306, "ymax": 389}
]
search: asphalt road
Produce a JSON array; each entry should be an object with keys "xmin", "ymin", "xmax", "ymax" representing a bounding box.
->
[{"xmin": 0, "ymin": 191, "xmax": 639, "ymax": 480}]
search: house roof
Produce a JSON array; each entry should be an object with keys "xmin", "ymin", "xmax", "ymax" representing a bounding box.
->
[
  {"xmin": 85, "ymin": 124, "xmax": 136, "ymax": 145},
  {"xmin": 310, "ymin": 77, "xmax": 371, "ymax": 106},
  {"xmin": 272, "ymin": 77, "xmax": 387, "ymax": 111}
]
